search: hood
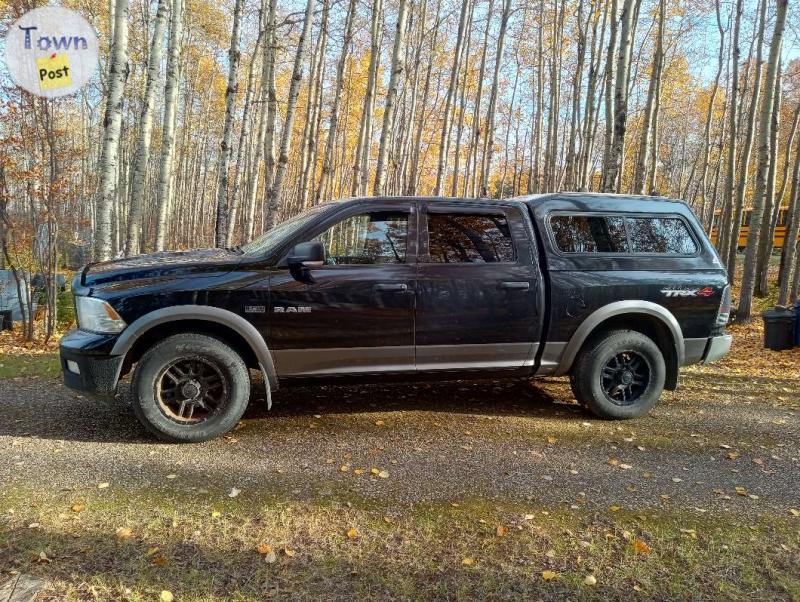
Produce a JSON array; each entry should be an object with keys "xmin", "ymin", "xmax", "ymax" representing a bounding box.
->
[{"xmin": 81, "ymin": 248, "xmax": 243, "ymax": 287}]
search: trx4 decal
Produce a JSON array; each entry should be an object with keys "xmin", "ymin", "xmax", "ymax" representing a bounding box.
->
[{"xmin": 661, "ymin": 287, "xmax": 714, "ymax": 298}]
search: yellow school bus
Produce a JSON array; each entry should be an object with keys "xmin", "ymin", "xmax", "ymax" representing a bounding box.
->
[{"xmin": 710, "ymin": 207, "xmax": 798, "ymax": 250}]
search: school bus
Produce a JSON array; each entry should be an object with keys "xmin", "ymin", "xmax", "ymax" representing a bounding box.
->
[{"xmin": 710, "ymin": 206, "xmax": 798, "ymax": 250}]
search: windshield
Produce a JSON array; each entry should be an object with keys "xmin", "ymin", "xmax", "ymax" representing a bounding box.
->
[{"xmin": 241, "ymin": 204, "xmax": 337, "ymax": 257}]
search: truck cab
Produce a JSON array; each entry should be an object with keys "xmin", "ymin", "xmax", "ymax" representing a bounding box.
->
[{"xmin": 60, "ymin": 194, "xmax": 731, "ymax": 442}]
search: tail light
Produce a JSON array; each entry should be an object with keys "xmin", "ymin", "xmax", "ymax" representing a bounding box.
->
[{"xmin": 716, "ymin": 285, "xmax": 731, "ymax": 326}]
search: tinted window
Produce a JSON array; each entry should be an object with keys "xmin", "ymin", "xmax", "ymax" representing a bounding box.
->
[
  {"xmin": 318, "ymin": 211, "xmax": 408, "ymax": 265},
  {"xmin": 626, "ymin": 217, "xmax": 697, "ymax": 254},
  {"xmin": 428, "ymin": 213, "xmax": 515, "ymax": 263},
  {"xmin": 550, "ymin": 215, "xmax": 628, "ymax": 253}
]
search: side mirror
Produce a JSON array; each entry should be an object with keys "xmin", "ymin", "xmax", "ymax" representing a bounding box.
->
[{"xmin": 288, "ymin": 241, "xmax": 325, "ymax": 267}]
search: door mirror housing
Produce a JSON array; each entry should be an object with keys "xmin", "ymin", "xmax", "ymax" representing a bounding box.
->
[{"xmin": 288, "ymin": 241, "xmax": 325, "ymax": 267}]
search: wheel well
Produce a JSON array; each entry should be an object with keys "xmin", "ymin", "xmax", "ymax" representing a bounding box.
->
[
  {"xmin": 119, "ymin": 319, "xmax": 260, "ymax": 377},
  {"xmin": 580, "ymin": 314, "xmax": 679, "ymax": 390}
]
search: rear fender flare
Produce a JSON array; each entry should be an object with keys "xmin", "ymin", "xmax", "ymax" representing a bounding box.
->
[{"xmin": 555, "ymin": 300, "xmax": 684, "ymax": 375}]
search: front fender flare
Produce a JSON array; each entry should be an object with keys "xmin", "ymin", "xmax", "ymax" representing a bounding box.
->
[
  {"xmin": 555, "ymin": 300, "xmax": 684, "ymax": 376},
  {"xmin": 111, "ymin": 305, "xmax": 278, "ymax": 405}
]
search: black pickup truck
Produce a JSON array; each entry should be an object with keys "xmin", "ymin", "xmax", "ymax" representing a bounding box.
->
[{"xmin": 60, "ymin": 193, "xmax": 732, "ymax": 442}]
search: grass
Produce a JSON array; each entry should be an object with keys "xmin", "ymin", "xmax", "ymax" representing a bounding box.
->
[
  {"xmin": 0, "ymin": 352, "xmax": 59, "ymax": 379},
  {"xmin": 1, "ymin": 486, "xmax": 798, "ymax": 601}
]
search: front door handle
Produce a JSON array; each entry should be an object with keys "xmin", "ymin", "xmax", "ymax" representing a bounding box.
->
[
  {"xmin": 374, "ymin": 283, "xmax": 408, "ymax": 292},
  {"xmin": 499, "ymin": 281, "xmax": 530, "ymax": 290}
]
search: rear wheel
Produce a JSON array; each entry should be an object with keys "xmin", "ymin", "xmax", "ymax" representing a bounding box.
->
[
  {"xmin": 131, "ymin": 333, "xmax": 250, "ymax": 442},
  {"xmin": 570, "ymin": 330, "xmax": 665, "ymax": 420}
]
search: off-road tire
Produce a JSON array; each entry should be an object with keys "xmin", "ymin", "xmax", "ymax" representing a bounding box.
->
[
  {"xmin": 570, "ymin": 330, "xmax": 665, "ymax": 420},
  {"xmin": 130, "ymin": 333, "xmax": 250, "ymax": 442}
]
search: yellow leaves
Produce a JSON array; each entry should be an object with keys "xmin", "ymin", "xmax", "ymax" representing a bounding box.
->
[
  {"xmin": 735, "ymin": 486, "xmax": 748, "ymax": 497},
  {"xmin": 541, "ymin": 570, "xmax": 558, "ymax": 581},
  {"xmin": 71, "ymin": 503, "xmax": 86, "ymax": 513},
  {"xmin": 346, "ymin": 528, "xmax": 360, "ymax": 539},
  {"xmin": 374, "ymin": 420, "xmax": 385, "ymax": 427},
  {"xmin": 97, "ymin": 482, "xmax": 110, "ymax": 489},
  {"xmin": 210, "ymin": 510, "xmax": 222, "ymax": 518},
  {"xmin": 495, "ymin": 525, "xmax": 508, "ymax": 537},
  {"xmin": 609, "ymin": 505, "xmax": 621, "ymax": 512},
  {"xmin": 546, "ymin": 435, "xmax": 557, "ymax": 444},
  {"xmin": 461, "ymin": 557, "xmax": 475, "ymax": 566},
  {"xmin": 633, "ymin": 539, "xmax": 652, "ymax": 555},
  {"xmin": 115, "ymin": 527, "xmax": 133, "ymax": 541},
  {"xmin": 340, "ymin": 465, "xmax": 350, "ymax": 473},
  {"xmin": 159, "ymin": 591, "xmax": 174, "ymax": 602},
  {"xmin": 283, "ymin": 548, "xmax": 296, "ymax": 557},
  {"xmin": 607, "ymin": 457, "xmax": 620, "ymax": 467},
  {"xmin": 257, "ymin": 544, "xmax": 277, "ymax": 563},
  {"xmin": 726, "ymin": 451, "xmax": 740, "ymax": 460},
  {"xmin": 789, "ymin": 509, "xmax": 800, "ymax": 517},
  {"xmin": 584, "ymin": 574, "xmax": 597, "ymax": 586}
]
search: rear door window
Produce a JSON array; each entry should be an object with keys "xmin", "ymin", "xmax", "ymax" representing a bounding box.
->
[
  {"xmin": 427, "ymin": 213, "xmax": 515, "ymax": 263},
  {"xmin": 626, "ymin": 217, "xmax": 697, "ymax": 255},
  {"xmin": 550, "ymin": 215, "xmax": 628, "ymax": 253}
]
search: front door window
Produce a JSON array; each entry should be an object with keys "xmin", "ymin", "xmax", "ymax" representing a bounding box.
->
[{"xmin": 318, "ymin": 212, "xmax": 409, "ymax": 265}]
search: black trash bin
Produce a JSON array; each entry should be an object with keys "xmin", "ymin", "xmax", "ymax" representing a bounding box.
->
[
  {"xmin": 0, "ymin": 310, "xmax": 11, "ymax": 331},
  {"xmin": 762, "ymin": 308, "xmax": 796, "ymax": 351}
]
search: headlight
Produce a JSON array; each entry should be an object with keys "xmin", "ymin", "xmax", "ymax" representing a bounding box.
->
[{"xmin": 75, "ymin": 296, "xmax": 127, "ymax": 334}]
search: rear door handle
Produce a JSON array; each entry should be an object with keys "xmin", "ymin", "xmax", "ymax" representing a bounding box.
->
[
  {"xmin": 499, "ymin": 281, "xmax": 530, "ymax": 290},
  {"xmin": 374, "ymin": 283, "xmax": 408, "ymax": 292}
]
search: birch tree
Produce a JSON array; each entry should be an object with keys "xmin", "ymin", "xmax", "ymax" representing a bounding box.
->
[
  {"xmin": 95, "ymin": 0, "xmax": 130, "ymax": 260},
  {"xmin": 265, "ymin": 0, "xmax": 315, "ymax": 228},
  {"xmin": 126, "ymin": 0, "xmax": 168, "ymax": 256},
  {"xmin": 155, "ymin": 0, "xmax": 184, "ymax": 251},
  {"xmin": 739, "ymin": 0, "xmax": 788, "ymax": 320},
  {"xmin": 373, "ymin": 0, "xmax": 409, "ymax": 196},
  {"xmin": 214, "ymin": 0, "xmax": 244, "ymax": 247}
]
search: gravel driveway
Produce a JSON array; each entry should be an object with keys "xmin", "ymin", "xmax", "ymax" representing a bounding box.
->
[{"xmin": 2, "ymin": 367, "xmax": 798, "ymax": 516}]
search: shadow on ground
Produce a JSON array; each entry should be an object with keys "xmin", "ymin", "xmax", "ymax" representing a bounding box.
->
[{"xmin": 0, "ymin": 376, "xmax": 582, "ymax": 444}]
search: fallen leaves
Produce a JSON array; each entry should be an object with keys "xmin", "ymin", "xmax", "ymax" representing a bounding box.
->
[
  {"xmin": 462, "ymin": 557, "xmax": 475, "ymax": 566},
  {"xmin": 496, "ymin": 525, "xmax": 508, "ymax": 537},
  {"xmin": 70, "ymin": 503, "xmax": 86, "ymax": 513},
  {"xmin": 633, "ymin": 539, "xmax": 652, "ymax": 555},
  {"xmin": 115, "ymin": 527, "xmax": 133, "ymax": 541},
  {"xmin": 789, "ymin": 509, "xmax": 800, "ymax": 517},
  {"xmin": 346, "ymin": 528, "xmax": 360, "ymax": 539},
  {"xmin": 257, "ymin": 544, "xmax": 277, "ymax": 563},
  {"xmin": 228, "ymin": 488, "xmax": 241, "ymax": 498},
  {"xmin": 541, "ymin": 570, "xmax": 558, "ymax": 581},
  {"xmin": 584, "ymin": 574, "xmax": 597, "ymax": 586},
  {"xmin": 159, "ymin": 591, "xmax": 174, "ymax": 602},
  {"xmin": 97, "ymin": 482, "xmax": 110, "ymax": 489}
]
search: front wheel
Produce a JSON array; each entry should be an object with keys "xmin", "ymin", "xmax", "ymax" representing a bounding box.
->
[
  {"xmin": 570, "ymin": 330, "xmax": 665, "ymax": 420},
  {"xmin": 131, "ymin": 333, "xmax": 250, "ymax": 442}
]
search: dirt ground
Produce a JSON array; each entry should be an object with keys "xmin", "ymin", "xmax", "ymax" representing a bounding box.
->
[{"xmin": 0, "ymin": 318, "xmax": 799, "ymax": 600}]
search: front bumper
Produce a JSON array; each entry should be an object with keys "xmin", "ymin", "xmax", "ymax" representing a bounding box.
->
[
  {"xmin": 59, "ymin": 329, "xmax": 124, "ymax": 399},
  {"xmin": 701, "ymin": 334, "xmax": 732, "ymax": 364}
]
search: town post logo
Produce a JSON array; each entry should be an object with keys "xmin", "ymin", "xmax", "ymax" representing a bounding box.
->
[{"xmin": 3, "ymin": 7, "xmax": 99, "ymax": 98}]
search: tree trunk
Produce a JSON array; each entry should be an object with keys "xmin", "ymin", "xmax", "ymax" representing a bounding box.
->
[
  {"xmin": 373, "ymin": 0, "xmax": 410, "ymax": 196},
  {"xmin": 725, "ymin": 0, "xmax": 766, "ymax": 273},
  {"xmin": 95, "ymin": 0, "xmax": 130, "ymax": 260},
  {"xmin": 125, "ymin": 0, "xmax": 168, "ymax": 256},
  {"xmin": 755, "ymin": 68, "xmax": 782, "ymax": 298},
  {"xmin": 213, "ymin": 0, "xmax": 244, "ymax": 247},
  {"xmin": 479, "ymin": 0, "xmax": 512, "ymax": 197},
  {"xmin": 352, "ymin": 0, "xmax": 384, "ymax": 197},
  {"xmin": 738, "ymin": 0, "xmax": 788, "ymax": 320},
  {"xmin": 316, "ymin": 0, "xmax": 357, "ymax": 204},
  {"xmin": 632, "ymin": 0, "xmax": 664, "ymax": 195},
  {"xmin": 155, "ymin": 0, "xmax": 184, "ymax": 251},
  {"xmin": 265, "ymin": 0, "xmax": 314, "ymax": 228},
  {"xmin": 602, "ymin": 0, "xmax": 637, "ymax": 192}
]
